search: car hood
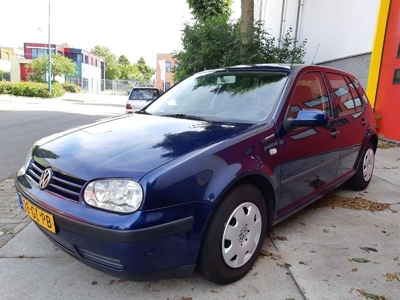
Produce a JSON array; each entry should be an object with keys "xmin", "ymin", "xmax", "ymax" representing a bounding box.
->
[{"xmin": 32, "ymin": 114, "xmax": 254, "ymax": 180}]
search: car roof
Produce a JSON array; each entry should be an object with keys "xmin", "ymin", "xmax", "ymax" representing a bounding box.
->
[
  {"xmin": 198, "ymin": 63, "xmax": 355, "ymax": 79},
  {"xmin": 131, "ymin": 87, "xmax": 159, "ymax": 90}
]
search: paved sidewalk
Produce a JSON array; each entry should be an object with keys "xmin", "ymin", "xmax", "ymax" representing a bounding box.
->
[{"xmin": 0, "ymin": 178, "xmax": 30, "ymax": 248}]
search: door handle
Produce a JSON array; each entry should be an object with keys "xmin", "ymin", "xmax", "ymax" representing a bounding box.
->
[
  {"xmin": 331, "ymin": 129, "xmax": 340, "ymax": 138},
  {"xmin": 361, "ymin": 118, "xmax": 366, "ymax": 126}
]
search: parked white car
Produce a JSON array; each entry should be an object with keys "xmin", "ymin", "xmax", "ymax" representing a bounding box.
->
[{"xmin": 126, "ymin": 87, "xmax": 162, "ymax": 113}]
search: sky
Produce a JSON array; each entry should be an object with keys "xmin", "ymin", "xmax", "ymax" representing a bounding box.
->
[{"xmin": 1, "ymin": 0, "xmax": 241, "ymax": 68}]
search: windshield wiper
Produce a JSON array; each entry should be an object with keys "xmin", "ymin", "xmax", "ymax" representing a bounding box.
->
[
  {"xmin": 135, "ymin": 110, "xmax": 152, "ymax": 115},
  {"xmin": 161, "ymin": 114, "xmax": 208, "ymax": 121}
]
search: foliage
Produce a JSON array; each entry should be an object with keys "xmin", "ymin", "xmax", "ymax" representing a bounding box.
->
[
  {"xmin": 120, "ymin": 64, "xmax": 142, "ymax": 81},
  {"xmin": 61, "ymin": 83, "xmax": 81, "ymax": 93},
  {"xmin": 59, "ymin": 42, "xmax": 70, "ymax": 48},
  {"xmin": 173, "ymin": 17, "xmax": 235, "ymax": 81},
  {"xmin": 92, "ymin": 47, "xmax": 153, "ymax": 84},
  {"xmin": 173, "ymin": 19, "xmax": 306, "ymax": 82},
  {"xmin": 136, "ymin": 57, "xmax": 153, "ymax": 83},
  {"xmin": 27, "ymin": 53, "xmax": 76, "ymax": 82},
  {"xmin": 91, "ymin": 45, "xmax": 121, "ymax": 80},
  {"xmin": 0, "ymin": 81, "xmax": 65, "ymax": 98},
  {"xmin": 187, "ymin": 0, "xmax": 232, "ymax": 21},
  {"xmin": 0, "ymin": 70, "xmax": 10, "ymax": 81},
  {"xmin": 118, "ymin": 55, "xmax": 131, "ymax": 66}
]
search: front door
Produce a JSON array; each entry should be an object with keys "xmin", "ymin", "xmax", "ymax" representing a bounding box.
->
[{"xmin": 277, "ymin": 70, "xmax": 340, "ymax": 217}]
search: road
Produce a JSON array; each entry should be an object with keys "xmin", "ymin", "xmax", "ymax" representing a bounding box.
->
[{"xmin": 0, "ymin": 93, "xmax": 126, "ymax": 181}]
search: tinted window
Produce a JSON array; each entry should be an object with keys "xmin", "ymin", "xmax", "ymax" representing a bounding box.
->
[
  {"xmin": 289, "ymin": 72, "xmax": 330, "ymax": 118},
  {"xmin": 327, "ymin": 73, "xmax": 364, "ymax": 116}
]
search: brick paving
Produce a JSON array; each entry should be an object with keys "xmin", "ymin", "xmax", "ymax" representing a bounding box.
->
[{"xmin": 0, "ymin": 177, "xmax": 31, "ymax": 248}]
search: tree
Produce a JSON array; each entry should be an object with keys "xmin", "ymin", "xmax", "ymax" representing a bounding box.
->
[
  {"xmin": 187, "ymin": 0, "xmax": 232, "ymax": 21},
  {"xmin": 174, "ymin": 20, "xmax": 306, "ymax": 82},
  {"xmin": 27, "ymin": 53, "xmax": 76, "ymax": 82},
  {"xmin": 118, "ymin": 55, "xmax": 130, "ymax": 66},
  {"xmin": 59, "ymin": 42, "xmax": 70, "ymax": 48},
  {"xmin": 136, "ymin": 57, "xmax": 153, "ymax": 83},
  {"xmin": 241, "ymin": 0, "xmax": 254, "ymax": 35},
  {"xmin": 173, "ymin": 18, "xmax": 236, "ymax": 81},
  {"xmin": 91, "ymin": 45, "xmax": 121, "ymax": 80},
  {"xmin": 120, "ymin": 64, "xmax": 142, "ymax": 81}
]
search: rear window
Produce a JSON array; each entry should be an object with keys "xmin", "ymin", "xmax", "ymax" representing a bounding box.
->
[{"xmin": 129, "ymin": 89, "xmax": 158, "ymax": 100}]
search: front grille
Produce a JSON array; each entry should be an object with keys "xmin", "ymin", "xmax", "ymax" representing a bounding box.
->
[{"xmin": 27, "ymin": 161, "xmax": 86, "ymax": 202}]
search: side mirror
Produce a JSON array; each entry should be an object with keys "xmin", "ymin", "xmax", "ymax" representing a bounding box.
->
[{"xmin": 286, "ymin": 109, "xmax": 328, "ymax": 130}]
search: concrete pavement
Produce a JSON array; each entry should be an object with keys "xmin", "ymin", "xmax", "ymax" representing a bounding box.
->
[{"xmin": 0, "ymin": 93, "xmax": 399, "ymax": 299}]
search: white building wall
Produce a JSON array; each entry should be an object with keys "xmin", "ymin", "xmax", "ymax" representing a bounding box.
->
[
  {"xmin": 0, "ymin": 59, "xmax": 11, "ymax": 72},
  {"xmin": 82, "ymin": 63, "xmax": 102, "ymax": 92},
  {"xmin": 256, "ymin": 0, "xmax": 380, "ymax": 64}
]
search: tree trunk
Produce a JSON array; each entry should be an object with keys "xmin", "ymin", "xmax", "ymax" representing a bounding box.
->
[{"xmin": 241, "ymin": 0, "xmax": 254, "ymax": 36}]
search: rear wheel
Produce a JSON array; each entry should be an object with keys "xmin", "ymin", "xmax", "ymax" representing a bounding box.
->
[
  {"xmin": 198, "ymin": 183, "xmax": 267, "ymax": 284},
  {"xmin": 347, "ymin": 142, "xmax": 375, "ymax": 191}
]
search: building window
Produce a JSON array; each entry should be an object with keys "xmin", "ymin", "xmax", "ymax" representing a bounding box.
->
[
  {"xmin": 70, "ymin": 53, "xmax": 82, "ymax": 63},
  {"xmin": 91, "ymin": 57, "xmax": 93, "ymax": 65},
  {"xmin": 165, "ymin": 82, "xmax": 171, "ymax": 90},
  {"xmin": 165, "ymin": 62, "xmax": 171, "ymax": 72},
  {"xmin": 394, "ymin": 69, "xmax": 400, "ymax": 84},
  {"xmin": 4, "ymin": 53, "xmax": 9, "ymax": 60},
  {"xmin": 95, "ymin": 59, "xmax": 98, "ymax": 67},
  {"xmin": 31, "ymin": 49, "xmax": 38, "ymax": 59},
  {"xmin": 85, "ymin": 55, "xmax": 88, "ymax": 64},
  {"xmin": 397, "ymin": 43, "xmax": 400, "ymax": 59},
  {"xmin": 174, "ymin": 62, "xmax": 179, "ymax": 70}
]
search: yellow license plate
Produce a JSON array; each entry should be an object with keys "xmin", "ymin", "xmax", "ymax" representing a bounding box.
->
[{"xmin": 22, "ymin": 197, "xmax": 56, "ymax": 233}]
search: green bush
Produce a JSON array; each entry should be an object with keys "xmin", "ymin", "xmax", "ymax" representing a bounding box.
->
[
  {"xmin": 0, "ymin": 81, "xmax": 65, "ymax": 98},
  {"xmin": 51, "ymin": 83, "xmax": 66, "ymax": 98},
  {"xmin": 62, "ymin": 83, "xmax": 81, "ymax": 93},
  {"xmin": 174, "ymin": 19, "xmax": 307, "ymax": 82}
]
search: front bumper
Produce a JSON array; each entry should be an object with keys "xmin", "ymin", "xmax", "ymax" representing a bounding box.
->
[{"xmin": 15, "ymin": 174, "xmax": 208, "ymax": 281}]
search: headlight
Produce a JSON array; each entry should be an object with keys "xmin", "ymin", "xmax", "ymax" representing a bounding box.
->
[{"xmin": 84, "ymin": 179, "xmax": 143, "ymax": 213}]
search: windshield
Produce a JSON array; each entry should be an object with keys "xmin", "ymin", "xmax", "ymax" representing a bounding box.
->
[{"xmin": 145, "ymin": 71, "xmax": 289, "ymax": 124}]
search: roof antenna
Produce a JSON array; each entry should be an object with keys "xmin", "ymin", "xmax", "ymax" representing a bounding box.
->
[{"xmin": 311, "ymin": 44, "xmax": 320, "ymax": 64}]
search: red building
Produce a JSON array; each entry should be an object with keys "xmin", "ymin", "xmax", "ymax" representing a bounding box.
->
[{"xmin": 368, "ymin": 0, "xmax": 400, "ymax": 141}]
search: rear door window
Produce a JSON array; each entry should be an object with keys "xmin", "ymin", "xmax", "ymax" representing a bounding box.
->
[{"xmin": 326, "ymin": 73, "xmax": 365, "ymax": 117}]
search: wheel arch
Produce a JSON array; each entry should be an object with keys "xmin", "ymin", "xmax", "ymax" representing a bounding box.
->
[
  {"xmin": 369, "ymin": 133, "xmax": 378, "ymax": 152},
  {"xmin": 210, "ymin": 174, "xmax": 277, "ymax": 230}
]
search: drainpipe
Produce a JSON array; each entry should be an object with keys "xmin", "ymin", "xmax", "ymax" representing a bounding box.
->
[
  {"xmin": 294, "ymin": 0, "xmax": 303, "ymax": 48},
  {"xmin": 278, "ymin": 0, "xmax": 286, "ymax": 48},
  {"xmin": 259, "ymin": 0, "xmax": 264, "ymax": 21}
]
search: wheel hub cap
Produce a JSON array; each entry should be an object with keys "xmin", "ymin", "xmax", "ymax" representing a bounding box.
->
[
  {"xmin": 222, "ymin": 202, "xmax": 262, "ymax": 268},
  {"xmin": 238, "ymin": 226, "xmax": 248, "ymax": 243}
]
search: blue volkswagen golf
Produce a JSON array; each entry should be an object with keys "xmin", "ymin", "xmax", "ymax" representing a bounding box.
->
[{"xmin": 15, "ymin": 64, "xmax": 377, "ymax": 284}]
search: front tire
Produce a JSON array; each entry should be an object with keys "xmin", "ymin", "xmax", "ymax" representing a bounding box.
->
[
  {"xmin": 347, "ymin": 141, "xmax": 375, "ymax": 191},
  {"xmin": 198, "ymin": 183, "xmax": 267, "ymax": 284}
]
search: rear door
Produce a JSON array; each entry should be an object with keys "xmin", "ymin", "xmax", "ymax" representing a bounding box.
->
[{"xmin": 324, "ymin": 72, "xmax": 367, "ymax": 182}]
